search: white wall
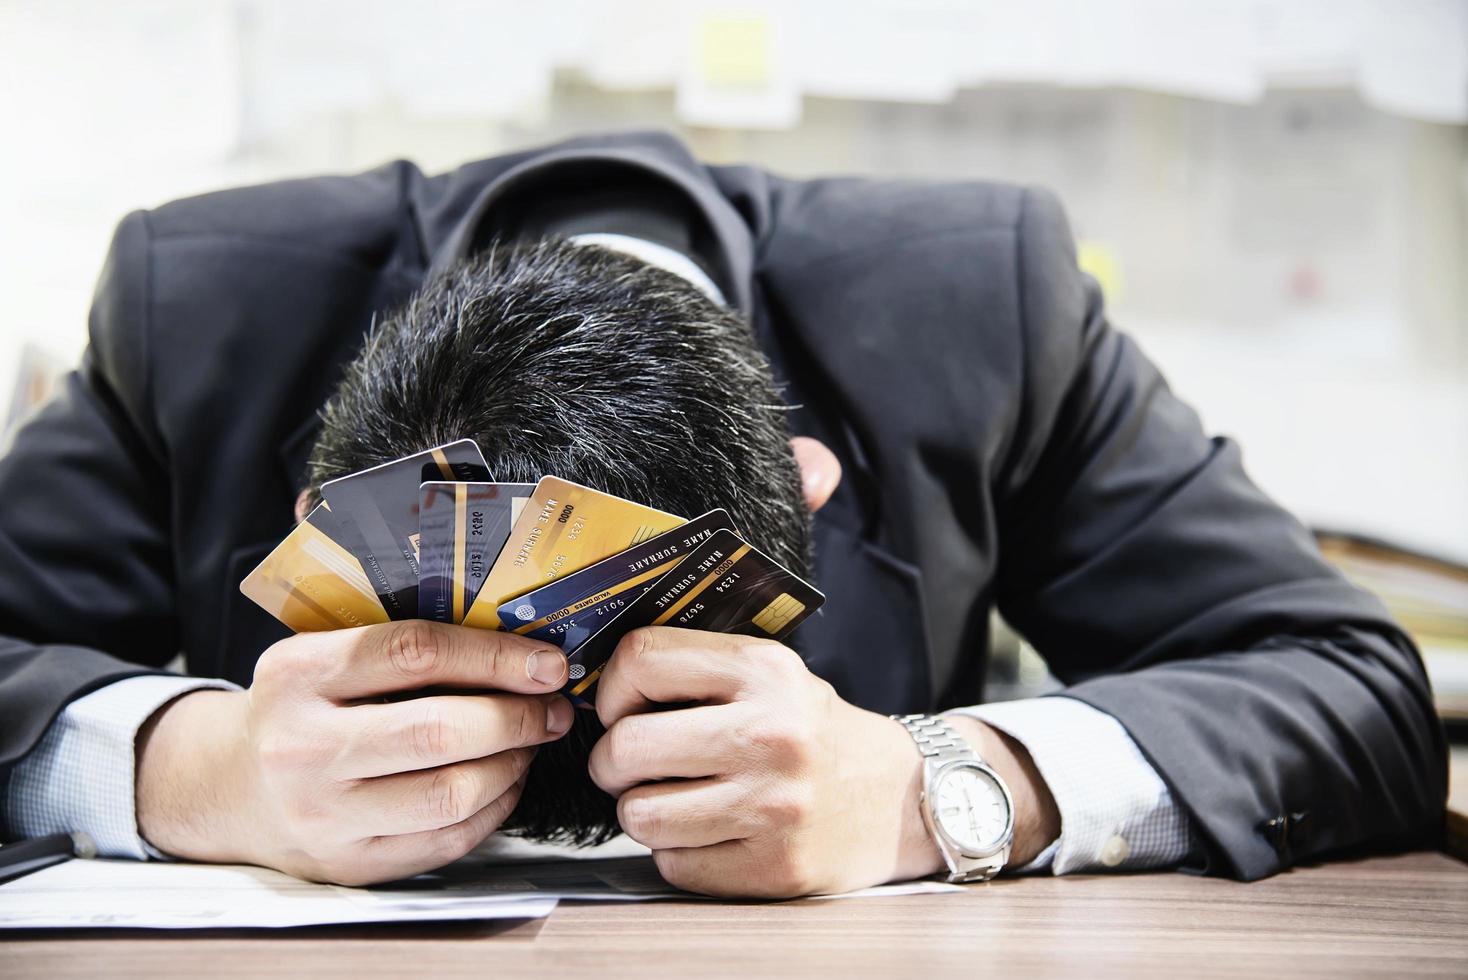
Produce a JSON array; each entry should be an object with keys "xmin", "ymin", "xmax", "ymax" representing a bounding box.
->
[{"xmin": 2, "ymin": 0, "xmax": 1465, "ymax": 557}]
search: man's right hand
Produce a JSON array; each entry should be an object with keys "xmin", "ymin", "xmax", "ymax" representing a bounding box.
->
[{"xmin": 136, "ymin": 621, "xmax": 572, "ymax": 885}]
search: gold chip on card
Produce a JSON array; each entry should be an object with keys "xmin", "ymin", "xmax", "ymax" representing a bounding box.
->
[{"xmin": 752, "ymin": 593, "xmax": 806, "ymax": 635}]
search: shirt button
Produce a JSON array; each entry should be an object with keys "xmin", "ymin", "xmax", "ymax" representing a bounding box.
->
[{"xmin": 1099, "ymin": 835, "xmax": 1130, "ymax": 868}]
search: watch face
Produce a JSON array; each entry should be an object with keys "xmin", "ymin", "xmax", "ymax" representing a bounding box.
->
[{"xmin": 932, "ymin": 765, "xmax": 1010, "ymax": 853}]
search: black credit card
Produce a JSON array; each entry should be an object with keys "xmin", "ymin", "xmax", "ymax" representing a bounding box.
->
[
  {"xmin": 319, "ymin": 440, "xmax": 490, "ymax": 619},
  {"xmin": 564, "ymin": 529, "xmax": 824, "ymax": 705}
]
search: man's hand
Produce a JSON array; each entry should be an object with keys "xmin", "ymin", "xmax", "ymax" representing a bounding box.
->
[
  {"xmin": 588, "ymin": 627, "xmax": 1060, "ymax": 898},
  {"xmin": 136, "ymin": 621, "xmax": 573, "ymax": 885}
]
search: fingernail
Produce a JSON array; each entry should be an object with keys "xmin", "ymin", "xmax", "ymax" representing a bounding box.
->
[
  {"xmin": 527, "ymin": 649, "xmax": 567, "ymax": 686},
  {"xmin": 546, "ymin": 697, "xmax": 573, "ymax": 735}
]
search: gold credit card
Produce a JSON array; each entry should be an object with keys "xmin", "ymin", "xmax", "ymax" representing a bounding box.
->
[
  {"xmin": 240, "ymin": 503, "xmax": 390, "ymax": 632},
  {"xmin": 461, "ymin": 476, "xmax": 685, "ymax": 631}
]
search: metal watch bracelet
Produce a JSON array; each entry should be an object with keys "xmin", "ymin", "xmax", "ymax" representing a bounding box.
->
[
  {"xmin": 892, "ymin": 713, "xmax": 976, "ymax": 765},
  {"xmin": 892, "ymin": 713, "xmax": 1011, "ymax": 883}
]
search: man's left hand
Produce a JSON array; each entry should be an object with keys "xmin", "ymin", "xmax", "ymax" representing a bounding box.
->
[{"xmin": 588, "ymin": 627, "xmax": 1060, "ymax": 898}]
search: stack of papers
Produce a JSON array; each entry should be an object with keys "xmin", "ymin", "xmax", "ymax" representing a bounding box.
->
[
  {"xmin": 0, "ymin": 860, "xmax": 556, "ymax": 930},
  {"xmin": 0, "ymin": 853, "xmax": 963, "ymax": 930}
]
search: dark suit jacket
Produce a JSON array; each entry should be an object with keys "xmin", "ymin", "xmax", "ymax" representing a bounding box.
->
[{"xmin": 0, "ymin": 132, "xmax": 1445, "ymax": 879}]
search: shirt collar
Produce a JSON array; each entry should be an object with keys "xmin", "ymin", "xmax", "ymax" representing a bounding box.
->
[{"xmin": 569, "ymin": 232, "xmax": 727, "ymax": 307}]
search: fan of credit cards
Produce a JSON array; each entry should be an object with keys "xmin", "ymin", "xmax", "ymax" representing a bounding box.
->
[{"xmin": 240, "ymin": 439, "xmax": 825, "ymax": 705}]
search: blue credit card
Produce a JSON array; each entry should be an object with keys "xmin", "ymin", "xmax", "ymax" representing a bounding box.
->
[{"xmin": 496, "ymin": 509, "xmax": 733, "ymax": 651}]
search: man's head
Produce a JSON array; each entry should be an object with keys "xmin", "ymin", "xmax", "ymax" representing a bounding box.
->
[{"xmin": 306, "ymin": 238, "xmax": 816, "ymax": 844}]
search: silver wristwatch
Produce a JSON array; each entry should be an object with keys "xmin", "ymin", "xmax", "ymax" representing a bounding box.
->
[{"xmin": 892, "ymin": 713, "xmax": 1014, "ymax": 883}]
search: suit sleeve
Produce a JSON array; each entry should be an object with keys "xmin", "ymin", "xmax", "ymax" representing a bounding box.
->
[
  {"xmin": 0, "ymin": 211, "xmax": 179, "ymax": 813},
  {"xmin": 992, "ymin": 187, "xmax": 1447, "ymax": 880}
]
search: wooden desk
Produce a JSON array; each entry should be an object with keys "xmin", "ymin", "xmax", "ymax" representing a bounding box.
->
[{"xmin": 4, "ymin": 851, "xmax": 1465, "ymax": 978}]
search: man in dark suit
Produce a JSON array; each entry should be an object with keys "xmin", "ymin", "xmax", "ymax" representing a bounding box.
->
[{"xmin": 0, "ymin": 132, "xmax": 1445, "ymax": 896}]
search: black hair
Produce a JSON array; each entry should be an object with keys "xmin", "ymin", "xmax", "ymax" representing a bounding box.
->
[{"xmin": 308, "ymin": 238, "xmax": 810, "ymax": 844}]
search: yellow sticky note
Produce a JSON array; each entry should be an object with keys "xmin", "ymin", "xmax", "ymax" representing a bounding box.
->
[
  {"xmin": 1077, "ymin": 240, "xmax": 1123, "ymax": 305},
  {"xmin": 698, "ymin": 14, "xmax": 771, "ymax": 86}
]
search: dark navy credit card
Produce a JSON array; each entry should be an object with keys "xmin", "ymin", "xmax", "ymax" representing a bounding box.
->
[{"xmin": 564, "ymin": 529, "xmax": 824, "ymax": 705}]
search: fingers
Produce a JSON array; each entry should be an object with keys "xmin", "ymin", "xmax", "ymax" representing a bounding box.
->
[
  {"xmin": 331, "ymin": 693, "xmax": 573, "ymax": 777},
  {"xmin": 615, "ymin": 778, "xmax": 755, "ymax": 850},
  {"xmin": 363, "ymin": 777, "xmax": 526, "ymax": 882},
  {"xmin": 346, "ymin": 748, "xmax": 535, "ymax": 838},
  {"xmin": 596, "ymin": 627, "xmax": 801, "ymax": 727},
  {"xmin": 650, "ymin": 841, "xmax": 749, "ymax": 898},
  {"xmin": 653, "ymin": 840, "xmax": 821, "ymax": 900},
  {"xmin": 588, "ymin": 704, "xmax": 745, "ymax": 796},
  {"xmin": 295, "ymin": 620, "xmax": 568, "ymax": 701}
]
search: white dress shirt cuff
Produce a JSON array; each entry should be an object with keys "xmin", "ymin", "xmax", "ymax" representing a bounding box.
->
[
  {"xmin": 4, "ymin": 674, "xmax": 240, "ymax": 860},
  {"xmin": 948, "ymin": 695, "xmax": 1192, "ymax": 875}
]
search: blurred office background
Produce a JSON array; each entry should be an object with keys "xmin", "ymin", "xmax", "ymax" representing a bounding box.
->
[{"xmin": 1, "ymin": 0, "xmax": 1466, "ymax": 711}]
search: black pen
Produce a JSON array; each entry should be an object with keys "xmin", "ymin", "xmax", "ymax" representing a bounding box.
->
[{"xmin": 0, "ymin": 831, "xmax": 96, "ymax": 886}]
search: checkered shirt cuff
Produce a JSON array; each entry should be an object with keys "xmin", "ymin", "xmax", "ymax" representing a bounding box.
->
[
  {"xmin": 4, "ymin": 675, "xmax": 240, "ymax": 859},
  {"xmin": 949, "ymin": 695, "xmax": 1193, "ymax": 875}
]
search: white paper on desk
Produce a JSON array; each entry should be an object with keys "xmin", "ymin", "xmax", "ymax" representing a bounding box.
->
[
  {"xmin": 345, "ymin": 854, "xmax": 965, "ymax": 909},
  {"xmin": 0, "ymin": 851, "xmax": 963, "ymax": 928},
  {"xmin": 0, "ymin": 859, "xmax": 556, "ymax": 930}
]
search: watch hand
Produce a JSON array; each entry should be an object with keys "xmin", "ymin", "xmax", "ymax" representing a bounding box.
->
[{"xmin": 960, "ymin": 785, "xmax": 982, "ymax": 839}]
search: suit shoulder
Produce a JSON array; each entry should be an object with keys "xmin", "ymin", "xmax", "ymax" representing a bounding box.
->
[
  {"xmin": 140, "ymin": 160, "xmax": 422, "ymax": 264},
  {"xmin": 755, "ymin": 175, "xmax": 1093, "ymax": 468},
  {"xmin": 760, "ymin": 174, "xmax": 1030, "ymax": 268}
]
